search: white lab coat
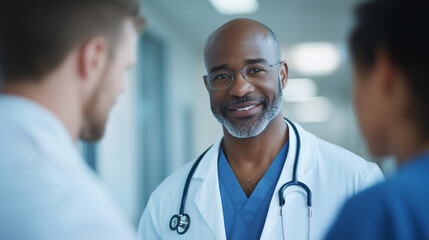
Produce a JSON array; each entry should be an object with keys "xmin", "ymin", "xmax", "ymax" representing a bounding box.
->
[
  {"xmin": 0, "ymin": 95, "xmax": 136, "ymax": 240},
  {"xmin": 138, "ymin": 120, "xmax": 384, "ymax": 240}
]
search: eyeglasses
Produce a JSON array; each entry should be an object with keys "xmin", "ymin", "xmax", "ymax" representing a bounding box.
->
[{"xmin": 203, "ymin": 61, "xmax": 282, "ymax": 90}]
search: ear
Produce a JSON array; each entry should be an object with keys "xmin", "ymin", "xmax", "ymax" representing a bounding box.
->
[
  {"xmin": 77, "ymin": 37, "xmax": 109, "ymax": 82},
  {"xmin": 373, "ymin": 49, "xmax": 395, "ymax": 96},
  {"xmin": 279, "ymin": 61, "xmax": 288, "ymax": 90}
]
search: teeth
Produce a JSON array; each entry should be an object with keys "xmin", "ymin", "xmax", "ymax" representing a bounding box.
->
[{"xmin": 236, "ymin": 105, "xmax": 256, "ymax": 111}]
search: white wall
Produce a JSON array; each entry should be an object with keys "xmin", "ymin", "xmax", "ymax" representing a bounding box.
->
[
  {"xmin": 97, "ymin": 70, "xmax": 140, "ymax": 224},
  {"xmin": 192, "ymin": 49, "xmax": 223, "ymax": 158},
  {"xmin": 138, "ymin": 1, "xmax": 219, "ymax": 171}
]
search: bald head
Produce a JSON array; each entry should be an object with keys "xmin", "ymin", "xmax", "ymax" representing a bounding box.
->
[
  {"xmin": 204, "ymin": 18, "xmax": 280, "ymax": 71},
  {"xmin": 202, "ymin": 19, "xmax": 288, "ymax": 139}
]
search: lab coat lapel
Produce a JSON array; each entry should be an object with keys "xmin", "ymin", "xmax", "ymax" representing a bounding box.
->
[
  {"xmin": 193, "ymin": 138, "xmax": 227, "ymax": 240},
  {"xmin": 260, "ymin": 120, "xmax": 316, "ymax": 240}
]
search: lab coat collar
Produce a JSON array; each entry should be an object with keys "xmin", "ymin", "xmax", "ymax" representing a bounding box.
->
[
  {"xmin": 193, "ymin": 137, "xmax": 226, "ymax": 240},
  {"xmin": 260, "ymin": 120, "xmax": 316, "ymax": 240},
  {"xmin": 0, "ymin": 95, "xmax": 78, "ymax": 161}
]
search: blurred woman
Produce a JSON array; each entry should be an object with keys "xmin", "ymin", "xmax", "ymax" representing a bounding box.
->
[{"xmin": 325, "ymin": 0, "xmax": 429, "ymax": 239}]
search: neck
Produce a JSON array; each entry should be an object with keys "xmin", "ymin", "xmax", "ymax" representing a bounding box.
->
[
  {"xmin": 391, "ymin": 121, "xmax": 429, "ymax": 165},
  {"xmin": 221, "ymin": 114, "xmax": 288, "ymax": 197},
  {"xmin": 2, "ymin": 77, "xmax": 82, "ymax": 142},
  {"xmin": 221, "ymin": 114, "xmax": 288, "ymax": 167}
]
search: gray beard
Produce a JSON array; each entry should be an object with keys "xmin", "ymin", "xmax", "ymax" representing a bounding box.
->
[{"xmin": 211, "ymin": 80, "xmax": 283, "ymax": 139}]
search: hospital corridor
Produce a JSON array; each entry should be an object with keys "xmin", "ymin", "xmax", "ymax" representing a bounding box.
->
[{"xmin": 1, "ymin": 0, "xmax": 427, "ymax": 239}]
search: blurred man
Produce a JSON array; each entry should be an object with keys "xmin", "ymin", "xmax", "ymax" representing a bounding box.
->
[
  {"xmin": 325, "ymin": 0, "xmax": 429, "ymax": 239},
  {"xmin": 0, "ymin": 0, "xmax": 144, "ymax": 239},
  {"xmin": 138, "ymin": 18, "xmax": 383, "ymax": 240}
]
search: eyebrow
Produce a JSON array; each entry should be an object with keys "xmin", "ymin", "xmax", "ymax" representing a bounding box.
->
[
  {"xmin": 245, "ymin": 58, "xmax": 268, "ymax": 65},
  {"xmin": 209, "ymin": 58, "xmax": 269, "ymax": 73},
  {"xmin": 209, "ymin": 64, "xmax": 228, "ymax": 73}
]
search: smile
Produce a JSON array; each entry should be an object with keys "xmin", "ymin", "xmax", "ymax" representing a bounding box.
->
[
  {"xmin": 235, "ymin": 105, "xmax": 256, "ymax": 111},
  {"xmin": 226, "ymin": 102, "xmax": 263, "ymax": 118}
]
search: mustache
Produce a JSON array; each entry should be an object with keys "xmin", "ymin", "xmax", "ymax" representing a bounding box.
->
[{"xmin": 222, "ymin": 96, "xmax": 267, "ymax": 109}]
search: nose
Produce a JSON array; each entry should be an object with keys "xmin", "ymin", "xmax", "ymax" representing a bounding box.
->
[{"xmin": 228, "ymin": 71, "xmax": 254, "ymax": 97}]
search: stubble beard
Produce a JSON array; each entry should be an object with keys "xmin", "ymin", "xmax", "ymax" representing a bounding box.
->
[{"xmin": 211, "ymin": 79, "xmax": 283, "ymax": 139}]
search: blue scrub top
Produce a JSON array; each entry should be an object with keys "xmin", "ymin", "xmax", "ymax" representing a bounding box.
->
[
  {"xmin": 325, "ymin": 152, "xmax": 429, "ymax": 240},
  {"xmin": 218, "ymin": 141, "xmax": 289, "ymax": 240}
]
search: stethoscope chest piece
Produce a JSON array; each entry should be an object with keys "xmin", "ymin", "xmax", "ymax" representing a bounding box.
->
[{"xmin": 169, "ymin": 214, "xmax": 190, "ymax": 234}]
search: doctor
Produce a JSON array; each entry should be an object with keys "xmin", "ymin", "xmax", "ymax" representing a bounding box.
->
[
  {"xmin": 138, "ymin": 18, "xmax": 384, "ymax": 240},
  {"xmin": 0, "ymin": 0, "xmax": 143, "ymax": 239}
]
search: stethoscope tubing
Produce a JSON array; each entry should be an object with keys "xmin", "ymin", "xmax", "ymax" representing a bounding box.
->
[
  {"xmin": 178, "ymin": 147, "xmax": 211, "ymax": 215},
  {"xmin": 171, "ymin": 117, "xmax": 312, "ymax": 235},
  {"xmin": 279, "ymin": 118, "xmax": 312, "ymax": 208}
]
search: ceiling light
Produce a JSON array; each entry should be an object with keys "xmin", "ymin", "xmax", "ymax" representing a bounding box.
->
[
  {"xmin": 209, "ymin": 0, "xmax": 259, "ymax": 15},
  {"xmin": 287, "ymin": 42, "xmax": 341, "ymax": 75},
  {"xmin": 284, "ymin": 97, "xmax": 332, "ymax": 123},
  {"xmin": 283, "ymin": 78, "xmax": 318, "ymax": 102}
]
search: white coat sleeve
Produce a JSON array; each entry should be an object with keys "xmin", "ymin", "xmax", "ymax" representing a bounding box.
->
[
  {"xmin": 137, "ymin": 195, "xmax": 161, "ymax": 240},
  {"xmin": 359, "ymin": 163, "xmax": 385, "ymax": 191}
]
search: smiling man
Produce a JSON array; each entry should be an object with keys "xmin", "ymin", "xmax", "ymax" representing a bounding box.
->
[{"xmin": 138, "ymin": 18, "xmax": 384, "ymax": 240}]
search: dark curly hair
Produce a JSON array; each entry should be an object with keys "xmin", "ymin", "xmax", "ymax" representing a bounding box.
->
[{"xmin": 349, "ymin": 0, "xmax": 429, "ymax": 138}]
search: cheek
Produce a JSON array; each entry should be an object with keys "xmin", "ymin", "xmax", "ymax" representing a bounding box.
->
[
  {"xmin": 210, "ymin": 90, "xmax": 226, "ymax": 106},
  {"xmin": 353, "ymin": 80, "xmax": 366, "ymax": 124},
  {"xmin": 353, "ymin": 78, "xmax": 390, "ymax": 156},
  {"xmin": 96, "ymin": 67, "xmax": 122, "ymax": 108},
  {"xmin": 107, "ymin": 64, "xmax": 125, "ymax": 94},
  {"xmin": 354, "ymin": 80, "xmax": 376, "ymax": 132},
  {"xmin": 353, "ymin": 79, "xmax": 373, "ymax": 131}
]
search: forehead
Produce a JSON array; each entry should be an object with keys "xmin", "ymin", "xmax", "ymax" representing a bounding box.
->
[{"xmin": 204, "ymin": 26, "xmax": 277, "ymax": 70}]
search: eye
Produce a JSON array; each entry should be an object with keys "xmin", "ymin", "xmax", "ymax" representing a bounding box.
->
[
  {"xmin": 248, "ymin": 65, "xmax": 267, "ymax": 75},
  {"xmin": 250, "ymin": 67, "xmax": 263, "ymax": 74},
  {"xmin": 211, "ymin": 73, "xmax": 230, "ymax": 81}
]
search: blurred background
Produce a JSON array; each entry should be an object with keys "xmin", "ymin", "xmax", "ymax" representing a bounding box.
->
[{"xmin": 79, "ymin": 0, "xmax": 396, "ymax": 227}]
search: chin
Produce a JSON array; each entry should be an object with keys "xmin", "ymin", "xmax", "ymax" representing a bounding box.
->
[
  {"xmin": 79, "ymin": 121, "xmax": 107, "ymax": 142},
  {"xmin": 79, "ymin": 131, "xmax": 104, "ymax": 142}
]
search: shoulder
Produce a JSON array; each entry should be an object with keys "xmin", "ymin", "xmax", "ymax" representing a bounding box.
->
[
  {"xmin": 303, "ymin": 125, "xmax": 379, "ymax": 168},
  {"xmin": 298, "ymin": 124, "xmax": 384, "ymax": 189},
  {"xmin": 142, "ymin": 158, "xmax": 199, "ymax": 224},
  {"xmin": 138, "ymin": 159, "xmax": 200, "ymax": 239},
  {"xmin": 319, "ymin": 137, "xmax": 378, "ymax": 173},
  {"xmin": 0, "ymin": 152, "xmax": 136, "ymax": 239},
  {"xmin": 307, "ymin": 128, "xmax": 368, "ymax": 167},
  {"xmin": 325, "ymin": 183, "xmax": 390, "ymax": 239},
  {"xmin": 325, "ymin": 165, "xmax": 424, "ymax": 240},
  {"xmin": 344, "ymin": 182, "xmax": 391, "ymax": 211},
  {"xmin": 327, "ymin": 160, "xmax": 429, "ymax": 240},
  {"xmin": 146, "ymin": 143, "xmax": 219, "ymax": 204}
]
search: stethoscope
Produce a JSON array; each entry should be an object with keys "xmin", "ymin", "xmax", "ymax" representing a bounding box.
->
[{"xmin": 169, "ymin": 118, "xmax": 312, "ymax": 239}]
